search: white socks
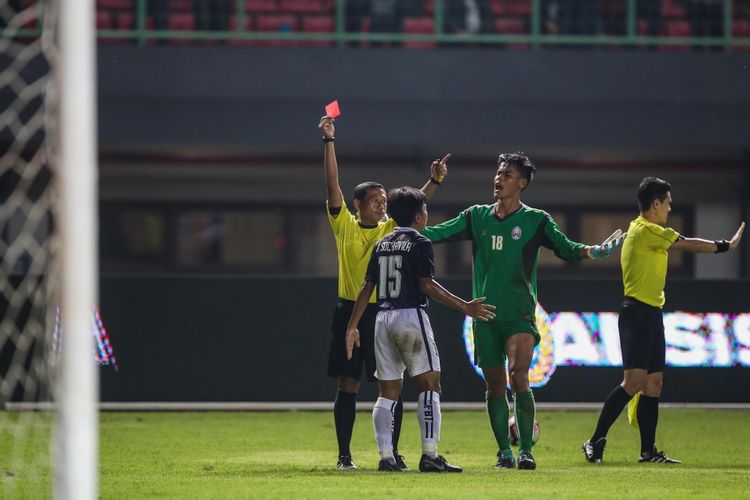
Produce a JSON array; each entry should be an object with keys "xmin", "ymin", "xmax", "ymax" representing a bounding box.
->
[
  {"xmin": 373, "ymin": 397, "xmax": 397, "ymax": 461},
  {"xmin": 418, "ymin": 390, "xmax": 441, "ymax": 458}
]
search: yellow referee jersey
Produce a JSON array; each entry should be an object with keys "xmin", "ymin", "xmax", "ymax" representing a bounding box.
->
[
  {"xmin": 327, "ymin": 199, "xmax": 396, "ymax": 302},
  {"xmin": 621, "ymin": 215, "xmax": 680, "ymax": 308}
]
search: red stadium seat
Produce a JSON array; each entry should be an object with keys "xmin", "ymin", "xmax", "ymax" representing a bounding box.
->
[
  {"xmin": 256, "ymin": 14, "xmax": 299, "ymax": 46},
  {"xmin": 245, "ymin": 0, "xmax": 276, "ymax": 13},
  {"xmin": 505, "ymin": 0, "xmax": 531, "ymax": 16},
  {"xmin": 228, "ymin": 14, "xmax": 255, "ymax": 45},
  {"xmin": 732, "ymin": 20, "xmax": 750, "ymax": 52},
  {"xmin": 495, "ymin": 17, "xmax": 528, "ymax": 49},
  {"xmin": 169, "ymin": 0, "xmax": 193, "ymax": 13},
  {"xmin": 97, "ymin": 0, "xmax": 133, "ymax": 11},
  {"xmin": 403, "ymin": 17, "xmax": 436, "ymax": 49},
  {"xmin": 662, "ymin": 0, "xmax": 687, "ymax": 18},
  {"xmin": 302, "ymin": 15, "xmax": 334, "ymax": 47},
  {"xmin": 661, "ymin": 20, "xmax": 691, "ymax": 51},
  {"xmin": 99, "ymin": 11, "xmax": 132, "ymax": 45},
  {"xmin": 168, "ymin": 12, "xmax": 195, "ymax": 45},
  {"xmin": 97, "ymin": 11, "xmax": 113, "ymax": 29},
  {"xmin": 279, "ymin": 0, "xmax": 332, "ymax": 14},
  {"xmin": 495, "ymin": 17, "xmax": 526, "ymax": 34},
  {"xmin": 423, "ymin": 0, "xmax": 434, "ymax": 15},
  {"xmin": 116, "ymin": 12, "xmax": 155, "ymax": 30},
  {"xmin": 117, "ymin": 11, "xmax": 134, "ymax": 30},
  {"xmin": 491, "ymin": 0, "xmax": 530, "ymax": 16}
]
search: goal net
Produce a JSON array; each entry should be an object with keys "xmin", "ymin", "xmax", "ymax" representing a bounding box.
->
[{"xmin": 1, "ymin": 0, "xmax": 98, "ymax": 497}]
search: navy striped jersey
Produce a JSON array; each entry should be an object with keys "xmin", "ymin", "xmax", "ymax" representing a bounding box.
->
[{"xmin": 364, "ymin": 227, "xmax": 434, "ymax": 310}]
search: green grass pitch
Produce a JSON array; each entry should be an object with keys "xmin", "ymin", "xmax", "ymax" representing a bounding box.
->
[{"xmin": 3, "ymin": 409, "xmax": 750, "ymax": 498}]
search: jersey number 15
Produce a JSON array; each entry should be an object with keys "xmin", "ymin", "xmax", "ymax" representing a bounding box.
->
[{"xmin": 378, "ymin": 255, "xmax": 402, "ymax": 299}]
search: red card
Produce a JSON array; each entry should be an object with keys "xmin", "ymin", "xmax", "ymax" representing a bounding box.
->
[{"xmin": 324, "ymin": 100, "xmax": 340, "ymax": 119}]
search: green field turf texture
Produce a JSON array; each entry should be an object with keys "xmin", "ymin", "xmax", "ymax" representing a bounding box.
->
[{"xmin": 2, "ymin": 409, "xmax": 750, "ymax": 498}]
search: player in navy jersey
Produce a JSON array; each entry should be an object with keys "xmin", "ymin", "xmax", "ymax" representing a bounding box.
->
[{"xmin": 345, "ymin": 186, "xmax": 496, "ymax": 472}]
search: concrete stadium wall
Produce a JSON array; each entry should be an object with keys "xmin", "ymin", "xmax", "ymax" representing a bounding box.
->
[
  {"xmin": 97, "ymin": 47, "xmax": 750, "ymax": 157},
  {"xmin": 99, "ymin": 276, "xmax": 750, "ymax": 403}
]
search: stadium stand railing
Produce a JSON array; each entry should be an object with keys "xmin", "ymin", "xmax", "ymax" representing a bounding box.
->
[{"xmin": 5, "ymin": 0, "xmax": 750, "ymax": 50}]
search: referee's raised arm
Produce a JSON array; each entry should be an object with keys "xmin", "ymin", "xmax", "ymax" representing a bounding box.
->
[{"xmin": 319, "ymin": 115, "xmax": 343, "ymax": 209}]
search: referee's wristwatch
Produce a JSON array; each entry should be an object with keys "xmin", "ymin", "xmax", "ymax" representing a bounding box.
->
[{"xmin": 322, "ymin": 136, "xmax": 335, "ymax": 143}]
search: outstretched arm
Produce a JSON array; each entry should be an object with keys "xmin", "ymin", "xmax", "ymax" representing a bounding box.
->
[
  {"xmin": 671, "ymin": 222, "xmax": 745, "ymax": 253},
  {"xmin": 319, "ymin": 116, "xmax": 344, "ymax": 209},
  {"xmin": 345, "ymin": 281, "xmax": 376, "ymax": 360},
  {"xmin": 584, "ymin": 229, "xmax": 627, "ymax": 260},
  {"xmin": 418, "ymin": 277, "xmax": 495, "ymax": 321},
  {"xmin": 420, "ymin": 153, "xmax": 450, "ymax": 200}
]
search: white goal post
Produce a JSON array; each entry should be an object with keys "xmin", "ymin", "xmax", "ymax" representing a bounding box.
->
[
  {"xmin": 0, "ymin": 0, "xmax": 98, "ymax": 497},
  {"xmin": 55, "ymin": 0, "xmax": 99, "ymax": 497}
]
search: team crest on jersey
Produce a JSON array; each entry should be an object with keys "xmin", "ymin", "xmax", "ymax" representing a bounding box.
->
[{"xmin": 512, "ymin": 226, "xmax": 522, "ymax": 240}]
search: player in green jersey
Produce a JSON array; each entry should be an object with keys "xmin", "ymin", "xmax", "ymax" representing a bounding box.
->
[{"xmin": 423, "ymin": 152, "xmax": 625, "ymax": 470}]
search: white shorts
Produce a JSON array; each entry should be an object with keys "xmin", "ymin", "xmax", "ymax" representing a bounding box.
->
[{"xmin": 374, "ymin": 308, "xmax": 441, "ymax": 381}]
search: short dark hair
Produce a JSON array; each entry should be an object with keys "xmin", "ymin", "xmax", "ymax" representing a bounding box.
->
[
  {"xmin": 637, "ymin": 177, "xmax": 671, "ymax": 212},
  {"xmin": 498, "ymin": 152, "xmax": 536, "ymax": 189},
  {"xmin": 353, "ymin": 181, "xmax": 385, "ymax": 202},
  {"xmin": 387, "ymin": 186, "xmax": 427, "ymax": 227}
]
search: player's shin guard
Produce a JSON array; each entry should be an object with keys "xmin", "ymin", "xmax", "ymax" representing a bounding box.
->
[
  {"xmin": 334, "ymin": 390, "xmax": 357, "ymax": 457},
  {"xmin": 418, "ymin": 391, "xmax": 441, "ymax": 458},
  {"xmin": 486, "ymin": 392, "xmax": 512, "ymax": 453},
  {"xmin": 514, "ymin": 390, "xmax": 535, "ymax": 452},
  {"xmin": 373, "ymin": 397, "xmax": 397, "ymax": 461},
  {"xmin": 637, "ymin": 394, "xmax": 659, "ymax": 454}
]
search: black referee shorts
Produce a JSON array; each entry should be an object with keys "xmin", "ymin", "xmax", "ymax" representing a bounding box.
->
[
  {"xmin": 327, "ymin": 299, "xmax": 379, "ymax": 382},
  {"xmin": 618, "ymin": 296, "xmax": 666, "ymax": 373}
]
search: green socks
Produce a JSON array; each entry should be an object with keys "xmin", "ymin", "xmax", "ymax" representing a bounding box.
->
[
  {"xmin": 514, "ymin": 389, "xmax": 536, "ymax": 452},
  {"xmin": 486, "ymin": 392, "xmax": 511, "ymax": 453}
]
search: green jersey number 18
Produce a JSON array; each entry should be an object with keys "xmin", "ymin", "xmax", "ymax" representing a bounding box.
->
[{"xmin": 491, "ymin": 235, "xmax": 503, "ymax": 251}]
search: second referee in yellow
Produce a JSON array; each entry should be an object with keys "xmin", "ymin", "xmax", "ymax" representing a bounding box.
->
[{"xmin": 583, "ymin": 176, "xmax": 745, "ymax": 465}]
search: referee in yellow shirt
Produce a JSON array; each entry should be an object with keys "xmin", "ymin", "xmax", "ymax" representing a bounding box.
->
[
  {"xmin": 318, "ymin": 115, "xmax": 448, "ymax": 470},
  {"xmin": 583, "ymin": 177, "xmax": 745, "ymax": 465}
]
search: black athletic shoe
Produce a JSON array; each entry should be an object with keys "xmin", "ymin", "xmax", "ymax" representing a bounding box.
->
[
  {"xmin": 394, "ymin": 454, "xmax": 409, "ymax": 471},
  {"xmin": 418, "ymin": 454, "xmax": 463, "ymax": 473},
  {"xmin": 582, "ymin": 437, "xmax": 607, "ymax": 464},
  {"xmin": 337, "ymin": 455, "xmax": 357, "ymax": 470},
  {"xmin": 638, "ymin": 448, "xmax": 682, "ymax": 464},
  {"xmin": 517, "ymin": 451, "xmax": 537, "ymax": 470},
  {"xmin": 495, "ymin": 451, "xmax": 516, "ymax": 469},
  {"xmin": 378, "ymin": 459, "xmax": 403, "ymax": 472}
]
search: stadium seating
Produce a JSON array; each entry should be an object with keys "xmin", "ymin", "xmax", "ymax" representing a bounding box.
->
[
  {"xmin": 661, "ymin": 19, "xmax": 691, "ymax": 52},
  {"xmin": 495, "ymin": 17, "xmax": 528, "ymax": 49},
  {"xmin": 169, "ymin": 0, "xmax": 192, "ymax": 13},
  {"xmin": 403, "ymin": 17, "xmax": 436, "ymax": 49},
  {"xmin": 97, "ymin": 11, "xmax": 113, "ymax": 30},
  {"xmin": 301, "ymin": 15, "xmax": 334, "ymax": 47},
  {"xmin": 89, "ymin": 0, "xmax": 749, "ymax": 49},
  {"xmin": 732, "ymin": 20, "xmax": 750, "ymax": 52},
  {"xmin": 167, "ymin": 12, "xmax": 195, "ymax": 45},
  {"xmin": 256, "ymin": 14, "xmax": 299, "ymax": 46},
  {"xmin": 278, "ymin": 0, "xmax": 332, "ymax": 15},
  {"xmin": 662, "ymin": 0, "xmax": 687, "ymax": 19},
  {"xmin": 246, "ymin": 0, "xmax": 277, "ymax": 13},
  {"xmin": 491, "ymin": 0, "xmax": 531, "ymax": 16},
  {"xmin": 228, "ymin": 14, "xmax": 255, "ymax": 45},
  {"xmin": 97, "ymin": 0, "xmax": 133, "ymax": 11}
]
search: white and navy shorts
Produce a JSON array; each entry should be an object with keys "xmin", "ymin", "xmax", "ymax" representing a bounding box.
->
[{"xmin": 374, "ymin": 308, "xmax": 441, "ymax": 381}]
